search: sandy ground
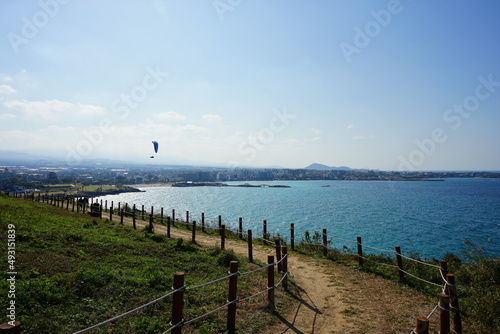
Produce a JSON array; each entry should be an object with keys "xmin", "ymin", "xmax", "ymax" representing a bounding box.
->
[{"xmin": 107, "ymin": 214, "xmax": 441, "ymax": 334}]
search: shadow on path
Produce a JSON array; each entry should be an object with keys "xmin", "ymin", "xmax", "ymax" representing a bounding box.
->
[{"xmin": 272, "ymin": 282, "xmax": 323, "ymax": 334}]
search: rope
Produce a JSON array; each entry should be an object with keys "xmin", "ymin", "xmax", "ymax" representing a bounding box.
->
[
  {"xmin": 239, "ymin": 263, "xmax": 275, "ymax": 276},
  {"xmin": 360, "ymin": 244, "xmax": 396, "ymax": 254},
  {"xmin": 399, "ymin": 253, "xmax": 442, "ymax": 269},
  {"xmin": 439, "ymin": 269, "xmax": 454, "ymax": 288},
  {"xmin": 399, "ymin": 269, "xmax": 442, "ymax": 287},
  {"xmin": 359, "ymin": 255, "xmax": 398, "ymax": 268},
  {"xmin": 275, "ymin": 271, "xmax": 289, "ymax": 287},
  {"xmin": 427, "ymin": 304, "xmax": 439, "ymax": 319},
  {"xmin": 329, "ymin": 235, "xmax": 358, "ymax": 244},
  {"xmin": 72, "ymin": 288, "xmax": 179, "ymax": 333},
  {"xmin": 238, "ymin": 286, "xmax": 274, "ymax": 303},
  {"xmin": 182, "ymin": 300, "xmax": 232, "ymax": 326},
  {"xmin": 185, "ymin": 272, "xmax": 236, "ymax": 291},
  {"xmin": 162, "ymin": 320, "xmax": 184, "ymax": 333}
]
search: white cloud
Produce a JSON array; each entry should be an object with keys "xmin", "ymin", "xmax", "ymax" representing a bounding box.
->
[
  {"xmin": 347, "ymin": 124, "xmax": 355, "ymax": 130},
  {"xmin": 3, "ymin": 99, "xmax": 105, "ymax": 119},
  {"xmin": 353, "ymin": 135, "xmax": 375, "ymax": 140},
  {"xmin": 77, "ymin": 104, "xmax": 106, "ymax": 116},
  {"xmin": 0, "ymin": 75, "xmax": 13, "ymax": 82},
  {"xmin": 311, "ymin": 128, "xmax": 322, "ymax": 134},
  {"xmin": 281, "ymin": 138, "xmax": 300, "ymax": 145},
  {"xmin": 306, "ymin": 137, "xmax": 321, "ymax": 143},
  {"xmin": 152, "ymin": 111, "xmax": 186, "ymax": 121},
  {"xmin": 4, "ymin": 99, "xmax": 73, "ymax": 119},
  {"xmin": 202, "ymin": 114, "xmax": 222, "ymax": 122},
  {"xmin": 0, "ymin": 113, "xmax": 16, "ymax": 121},
  {"xmin": 0, "ymin": 85, "xmax": 16, "ymax": 95}
]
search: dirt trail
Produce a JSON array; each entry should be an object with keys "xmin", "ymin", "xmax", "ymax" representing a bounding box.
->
[{"xmin": 117, "ymin": 216, "xmax": 439, "ymax": 333}]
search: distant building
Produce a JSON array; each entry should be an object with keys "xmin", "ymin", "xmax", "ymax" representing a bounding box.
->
[
  {"xmin": 0, "ymin": 168, "xmax": 15, "ymax": 190},
  {"xmin": 47, "ymin": 171, "xmax": 59, "ymax": 184}
]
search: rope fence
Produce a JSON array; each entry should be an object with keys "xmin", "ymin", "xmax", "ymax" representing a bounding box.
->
[
  {"xmin": 10, "ymin": 192, "xmax": 464, "ymax": 333},
  {"xmin": 72, "ymin": 252, "xmax": 289, "ymax": 333}
]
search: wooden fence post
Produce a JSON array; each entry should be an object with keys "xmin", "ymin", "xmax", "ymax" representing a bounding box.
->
[
  {"xmin": 227, "ymin": 261, "xmax": 238, "ymax": 334},
  {"xmin": 160, "ymin": 208, "xmax": 164, "ymax": 225},
  {"xmin": 415, "ymin": 316, "xmax": 429, "ymax": 334},
  {"xmin": 172, "ymin": 209, "xmax": 175, "ymax": 226},
  {"xmin": 120, "ymin": 209, "xmax": 124, "ymax": 224},
  {"xmin": 395, "ymin": 246, "xmax": 404, "ymax": 280},
  {"xmin": 290, "ymin": 223, "xmax": 295, "ymax": 251},
  {"xmin": 192, "ymin": 221, "xmax": 196, "ymax": 243},
  {"xmin": 268, "ymin": 255, "xmax": 275, "ymax": 309},
  {"xmin": 171, "ymin": 272, "xmax": 185, "ymax": 334},
  {"xmin": 105, "ymin": 200, "xmax": 107, "ymax": 211},
  {"xmin": 149, "ymin": 206, "xmax": 154, "ymax": 232},
  {"xmin": 275, "ymin": 238, "xmax": 282, "ymax": 273},
  {"xmin": 247, "ymin": 229, "xmax": 253, "ymax": 262},
  {"xmin": 263, "ymin": 220, "xmax": 267, "ymax": 245},
  {"xmin": 167, "ymin": 216, "xmax": 171, "ymax": 238},
  {"xmin": 221, "ymin": 225, "xmax": 226, "ymax": 250},
  {"xmin": 447, "ymin": 274, "xmax": 462, "ymax": 333},
  {"xmin": 72, "ymin": 198, "xmax": 75, "ymax": 212},
  {"xmin": 322, "ymin": 228, "xmax": 328, "ymax": 256},
  {"xmin": 132, "ymin": 204, "xmax": 136, "ymax": 229},
  {"xmin": 110, "ymin": 203, "xmax": 113, "ymax": 221},
  {"xmin": 201, "ymin": 212, "xmax": 205, "ymax": 232},
  {"xmin": 141, "ymin": 205, "xmax": 145, "ymax": 220},
  {"xmin": 357, "ymin": 236, "xmax": 363, "ymax": 267},
  {"xmin": 218, "ymin": 215, "xmax": 222, "ymax": 233},
  {"xmin": 282, "ymin": 245, "xmax": 288, "ymax": 289},
  {"xmin": 186, "ymin": 211, "xmax": 189, "ymax": 226},
  {"xmin": 0, "ymin": 321, "xmax": 21, "ymax": 333},
  {"xmin": 238, "ymin": 217, "xmax": 243, "ymax": 240},
  {"xmin": 439, "ymin": 294, "xmax": 450, "ymax": 334},
  {"xmin": 440, "ymin": 260, "xmax": 448, "ymax": 286}
]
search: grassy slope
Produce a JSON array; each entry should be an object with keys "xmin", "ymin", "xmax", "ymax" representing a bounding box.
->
[{"xmin": 0, "ymin": 196, "xmax": 281, "ymax": 334}]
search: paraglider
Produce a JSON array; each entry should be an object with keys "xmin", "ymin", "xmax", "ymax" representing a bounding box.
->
[{"xmin": 150, "ymin": 141, "xmax": 159, "ymax": 158}]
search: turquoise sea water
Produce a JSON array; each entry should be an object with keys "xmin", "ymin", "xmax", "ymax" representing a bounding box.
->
[{"xmin": 96, "ymin": 178, "xmax": 500, "ymax": 259}]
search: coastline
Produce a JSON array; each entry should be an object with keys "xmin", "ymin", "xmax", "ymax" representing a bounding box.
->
[{"xmin": 131, "ymin": 183, "xmax": 173, "ymax": 188}]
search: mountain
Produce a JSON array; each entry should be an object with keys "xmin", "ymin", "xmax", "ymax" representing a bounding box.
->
[
  {"xmin": 304, "ymin": 163, "xmax": 352, "ymax": 171},
  {"xmin": 0, "ymin": 150, "xmax": 42, "ymax": 162}
]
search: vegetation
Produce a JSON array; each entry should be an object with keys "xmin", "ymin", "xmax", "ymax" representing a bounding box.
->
[
  {"xmin": 294, "ymin": 231, "xmax": 500, "ymax": 333},
  {"xmin": 0, "ymin": 195, "xmax": 283, "ymax": 333}
]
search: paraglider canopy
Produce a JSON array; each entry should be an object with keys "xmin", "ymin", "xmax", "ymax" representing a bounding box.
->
[{"xmin": 150, "ymin": 141, "xmax": 159, "ymax": 158}]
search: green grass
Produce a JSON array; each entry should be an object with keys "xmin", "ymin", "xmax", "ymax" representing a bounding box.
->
[{"xmin": 0, "ymin": 195, "xmax": 282, "ymax": 334}]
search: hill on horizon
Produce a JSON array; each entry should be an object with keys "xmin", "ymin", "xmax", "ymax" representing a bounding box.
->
[{"xmin": 304, "ymin": 163, "xmax": 352, "ymax": 171}]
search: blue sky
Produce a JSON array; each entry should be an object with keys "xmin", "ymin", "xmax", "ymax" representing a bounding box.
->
[{"xmin": 0, "ymin": 0, "xmax": 499, "ymax": 170}]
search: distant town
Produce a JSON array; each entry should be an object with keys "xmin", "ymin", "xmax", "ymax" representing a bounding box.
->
[{"xmin": 1, "ymin": 158, "xmax": 499, "ymax": 195}]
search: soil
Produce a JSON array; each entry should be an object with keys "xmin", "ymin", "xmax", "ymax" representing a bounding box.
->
[{"xmin": 119, "ymin": 216, "xmax": 440, "ymax": 333}]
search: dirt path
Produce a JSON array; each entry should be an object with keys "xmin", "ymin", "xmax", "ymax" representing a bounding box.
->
[{"xmin": 116, "ymin": 216, "xmax": 439, "ymax": 333}]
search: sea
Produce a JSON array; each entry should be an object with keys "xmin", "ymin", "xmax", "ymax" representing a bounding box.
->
[{"xmin": 95, "ymin": 178, "xmax": 500, "ymax": 260}]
